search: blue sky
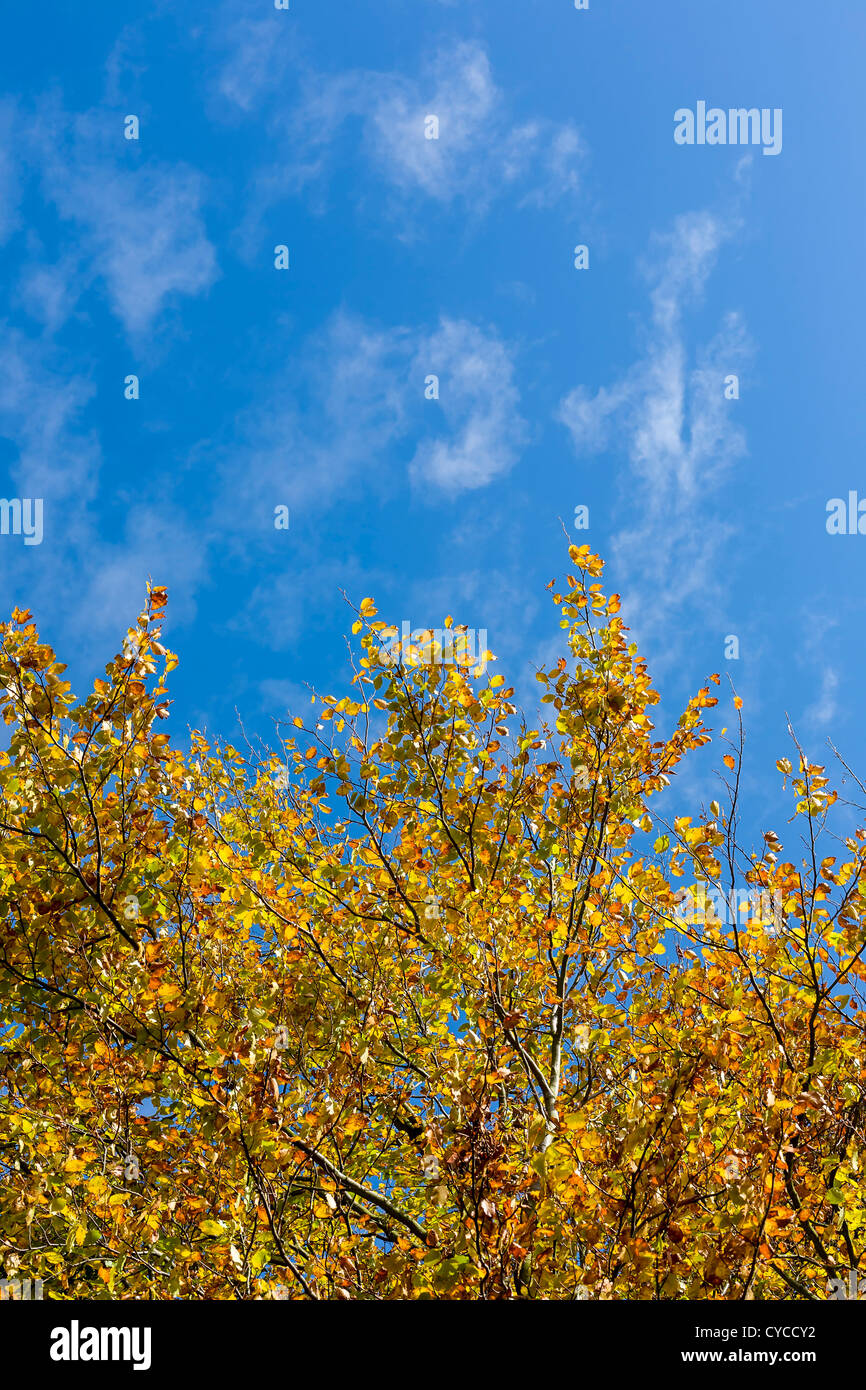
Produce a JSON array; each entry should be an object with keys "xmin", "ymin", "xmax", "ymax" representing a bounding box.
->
[{"xmin": 1, "ymin": 0, "xmax": 864, "ymax": 842}]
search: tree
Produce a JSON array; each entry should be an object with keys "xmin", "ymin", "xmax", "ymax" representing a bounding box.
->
[{"xmin": 0, "ymin": 548, "xmax": 864, "ymax": 1300}]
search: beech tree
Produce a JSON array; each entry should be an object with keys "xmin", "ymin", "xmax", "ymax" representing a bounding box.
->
[{"xmin": 1, "ymin": 548, "xmax": 864, "ymax": 1300}]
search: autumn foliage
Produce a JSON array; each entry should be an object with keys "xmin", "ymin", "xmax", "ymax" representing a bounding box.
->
[{"xmin": 1, "ymin": 548, "xmax": 864, "ymax": 1300}]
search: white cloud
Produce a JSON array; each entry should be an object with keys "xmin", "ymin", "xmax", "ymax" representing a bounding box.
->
[
  {"xmin": 343, "ymin": 41, "xmax": 582, "ymax": 210},
  {"xmin": 0, "ymin": 330, "xmax": 209, "ymax": 659},
  {"xmin": 15, "ymin": 250, "xmax": 86, "ymax": 335},
  {"xmin": 226, "ymin": 38, "xmax": 584, "ymax": 240},
  {"xmin": 43, "ymin": 163, "xmax": 217, "ymax": 338},
  {"xmin": 212, "ymin": 10, "xmax": 299, "ymax": 115},
  {"xmin": 796, "ymin": 605, "xmax": 842, "ymax": 733},
  {"xmin": 558, "ymin": 210, "xmax": 751, "ymax": 657},
  {"xmin": 803, "ymin": 667, "xmax": 839, "ymax": 728},
  {"xmin": 410, "ymin": 318, "xmax": 527, "ymax": 492},
  {"xmin": 82, "ymin": 504, "xmax": 209, "ymax": 635},
  {"xmin": 21, "ymin": 105, "xmax": 218, "ymax": 339},
  {"xmin": 0, "ymin": 329, "xmax": 100, "ymax": 502},
  {"xmin": 207, "ymin": 311, "xmax": 412, "ymax": 529},
  {"xmin": 644, "ymin": 211, "xmax": 727, "ymax": 336},
  {"xmin": 363, "ymin": 42, "xmax": 499, "ymax": 202},
  {"xmin": 207, "ymin": 310, "xmax": 526, "ymax": 531},
  {"xmin": 503, "ymin": 120, "xmax": 584, "ymax": 209}
]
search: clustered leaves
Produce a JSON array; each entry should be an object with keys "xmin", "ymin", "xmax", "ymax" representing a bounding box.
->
[{"xmin": 0, "ymin": 549, "xmax": 864, "ymax": 1299}]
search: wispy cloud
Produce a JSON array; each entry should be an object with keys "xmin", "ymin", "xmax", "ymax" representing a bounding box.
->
[
  {"xmin": 351, "ymin": 41, "xmax": 582, "ymax": 210},
  {"xmin": 210, "ymin": 7, "xmax": 300, "ymax": 116},
  {"xmin": 803, "ymin": 667, "xmax": 839, "ymax": 728},
  {"xmin": 206, "ymin": 311, "xmax": 411, "ymax": 530},
  {"xmin": 207, "ymin": 310, "xmax": 526, "ymax": 536},
  {"xmin": 410, "ymin": 317, "xmax": 528, "ymax": 492},
  {"xmin": 15, "ymin": 102, "xmax": 218, "ymax": 340},
  {"xmin": 84, "ymin": 504, "xmax": 209, "ymax": 633},
  {"xmin": 796, "ymin": 605, "xmax": 842, "ymax": 733},
  {"xmin": 0, "ymin": 329, "xmax": 100, "ymax": 504},
  {"xmin": 0, "ymin": 326, "xmax": 209, "ymax": 660},
  {"xmin": 236, "ymin": 557, "xmax": 381, "ymax": 653},
  {"xmin": 0, "ymin": 297, "xmax": 525, "ymax": 667},
  {"xmin": 218, "ymin": 36, "xmax": 584, "ymax": 245},
  {"xmin": 558, "ymin": 209, "xmax": 751, "ymax": 657}
]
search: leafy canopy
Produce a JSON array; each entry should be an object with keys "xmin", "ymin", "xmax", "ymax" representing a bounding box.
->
[{"xmin": 1, "ymin": 549, "xmax": 864, "ymax": 1300}]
